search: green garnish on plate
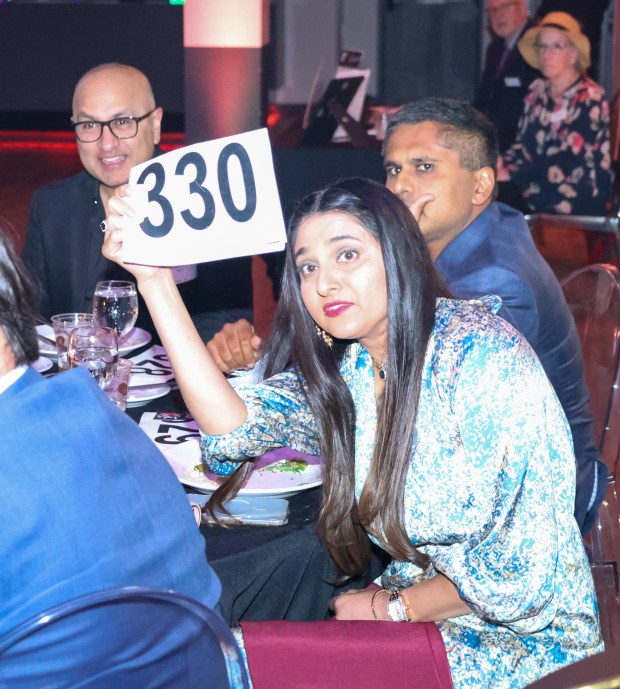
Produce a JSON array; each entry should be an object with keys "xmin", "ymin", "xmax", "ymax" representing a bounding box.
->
[{"xmin": 261, "ymin": 458, "xmax": 308, "ymax": 475}]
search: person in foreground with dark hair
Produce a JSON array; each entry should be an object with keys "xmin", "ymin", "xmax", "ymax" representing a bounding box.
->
[
  {"xmin": 207, "ymin": 97, "xmax": 607, "ymax": 536},
  {"xmin": 103, "ymin": 177, "xmax": 601, "ymax": 689},
  {"xmin": 0, "ymin": 230, "xmax": 221, "ymax": 673}
]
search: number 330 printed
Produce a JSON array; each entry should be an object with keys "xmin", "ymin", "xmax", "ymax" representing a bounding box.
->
[{"xmin": 136, "ymin": 142, "xmax": 257, "ymax": 238}]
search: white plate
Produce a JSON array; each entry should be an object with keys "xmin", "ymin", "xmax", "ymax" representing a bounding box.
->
[
  {"xmin": 118, "ymin": 327, "xmax": 152, "ymax": 355},
  {"xmin": 36, "ymin": 325, "xmax": 152, "ymax": 358},
  {"xmin": 33, "ymin": 356, "xmax": 53, "ymax": 373},
  {"xmin": 127, "ymin": 383, "xmax": 171, "ymax": 408},
  {"xmin": 162, "ymin": 442, "xmax": 323, "ymax": 498}
]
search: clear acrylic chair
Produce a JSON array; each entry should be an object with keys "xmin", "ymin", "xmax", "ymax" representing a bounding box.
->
[
  {"xmin": 561, "ymin": 264, "xmax": 620, "ymax": 647},
  {"xmin": 524, "ymin": 646, "xmax": 620, "ymax": 688},
  {"xmin": 0, "ymin": 586, "xmax": 250, "ymax": 689},
  {"xmin": 526, "ymin": 89, "xmax": 620, "ymax": 265}
]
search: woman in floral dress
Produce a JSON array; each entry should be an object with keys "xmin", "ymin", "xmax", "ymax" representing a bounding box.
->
[{"xmin": 499, "ymin": 12, "xmax": 612, "ymax": 214}]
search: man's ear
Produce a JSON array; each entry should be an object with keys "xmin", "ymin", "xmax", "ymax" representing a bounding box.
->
[
  {"xmin": 472, "ymin": 167, "xmax": 495, "ymax": 207},
  {"xmin": 151, "ymin": 106, "xmax": 164, "ymax": 146}
]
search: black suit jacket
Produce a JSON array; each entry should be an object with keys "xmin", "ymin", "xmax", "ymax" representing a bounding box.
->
[
  {"xmin": 22, "ymin": 167, "xmax": 252, "ymax": 327},
  {"xmin": 474, "ymin": 20, "xmax": 539, "ymax": 152}
]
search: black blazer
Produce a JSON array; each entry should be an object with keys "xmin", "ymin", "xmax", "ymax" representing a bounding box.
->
[
  {"xmin": 22, "ymin": 169, "xmax": 252, "ymax": 326},
  {"xmin": 474, "ymin": 20, "xmax": 539, "ymax": 153}
]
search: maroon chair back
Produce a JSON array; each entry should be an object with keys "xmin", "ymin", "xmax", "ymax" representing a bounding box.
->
[{"xmin": 240, "ymin": 619, "xmax": 453, "ymax": 689}]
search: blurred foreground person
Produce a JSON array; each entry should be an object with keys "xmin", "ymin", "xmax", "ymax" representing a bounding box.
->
[
  {"xmin": 103, "ymin": 177, "xmax": 601, "ymax": 689},
  {"xmin": 0, "ymin": 230, "xmax": 220, "ymax": 653}
]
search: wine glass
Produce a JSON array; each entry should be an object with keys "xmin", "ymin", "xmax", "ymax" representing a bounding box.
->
[
  {"xmin": 68, "ymin": 325, "xmax": 118, "ymax": 387},
  {"xmin": 93, "ymin": 280, "xmax": 138, "ymax": 338}
]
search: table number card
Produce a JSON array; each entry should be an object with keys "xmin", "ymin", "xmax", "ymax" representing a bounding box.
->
[
  {"xmin": 124, "ymin": 128, "xmax": 286, "ymax": 266},
  {"xmin": 139, "ymin": 411, "xmax": 201, "ymax": 447},
  {"xmin": 128, "ymin": 345, "xmax": 175, "ymax": 386}
]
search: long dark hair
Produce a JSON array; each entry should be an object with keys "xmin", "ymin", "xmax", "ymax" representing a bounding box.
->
[
  {"xmin": 0, "ymin": 229, "xmax": 39, "ymax": 366},
  {"xmin": 210, "ymin": 179, "xmax": 447, "ymax": 576}
]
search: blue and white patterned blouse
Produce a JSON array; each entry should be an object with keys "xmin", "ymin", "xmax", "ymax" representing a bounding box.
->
[{"xmin": 201, "ymin": 298, "xmax": 602, "ymax": 689}]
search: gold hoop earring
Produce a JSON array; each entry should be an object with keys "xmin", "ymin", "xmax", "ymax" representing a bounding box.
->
[{"xmin": 315, "ymin": 325, "xmax": 333, "ymax": 348}]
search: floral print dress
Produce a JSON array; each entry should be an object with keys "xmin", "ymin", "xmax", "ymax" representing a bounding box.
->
[
  {"xmin": 502, "ymin": 76, "xmax": 612, "ymax": 214},
  {"xmin": 201, "ymin": 298, "xmax": 603, "ymax": 689}
]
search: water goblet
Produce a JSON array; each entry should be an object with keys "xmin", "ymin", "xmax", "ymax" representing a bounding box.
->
[
  {"xmin": 93, "ymin": 280, "xmax": 138, "ymax": 337},
  {"xmin": 68, "ymin": 325, "xmax": 118, "ymax": 387}
]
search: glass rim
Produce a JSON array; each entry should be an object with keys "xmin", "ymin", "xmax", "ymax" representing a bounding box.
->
[
  {"xmin": 95, "ymin": 280, "xmax": 136, "ymax": 289},
  {"xmin": 69, "ymin": 324, "xmax": 117, "ymax": 336},
  {"xmin": 51, "ymin": 312, "xmax": 96, "ymax": 323}
]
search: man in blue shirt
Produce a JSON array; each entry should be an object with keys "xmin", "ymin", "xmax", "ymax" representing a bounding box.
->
[
  {"xmin": 0, "ymin": 230, "xmax": 221, "ymax": 641},
  {"xmin": 382, "ymin": 97, "xmax": 606, "ymax": 534}
]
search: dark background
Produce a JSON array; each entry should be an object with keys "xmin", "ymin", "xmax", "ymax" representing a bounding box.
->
[{"xmin": 0, "ymin": 0, "xmax": 483, "ymax": 130}]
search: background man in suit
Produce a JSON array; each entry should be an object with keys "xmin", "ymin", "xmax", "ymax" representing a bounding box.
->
[
  {"xmin": 22, "ymin": 63, "xmax": 252, "ymax": 339},
  {"xmin": 0, "ymin": 229, "xmax": 221, "ymax": 644},
  {"xmin": 474, "ymin": 0, "xmax": 538, "ymax": 153}
]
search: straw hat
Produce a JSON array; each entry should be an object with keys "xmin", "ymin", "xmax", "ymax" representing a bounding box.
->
[{"xmin": 518, "ymin": 12, "xmax": 591, "ymax": 72}]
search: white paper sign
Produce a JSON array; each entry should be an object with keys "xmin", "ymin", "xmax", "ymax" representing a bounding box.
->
[
  {"xmin": 124, "ymin": 128, "xmax": 286, "ymax": 266},
  {"xmin": 128, "ymin": 345, "xmax": 175, "ymax": 386}
]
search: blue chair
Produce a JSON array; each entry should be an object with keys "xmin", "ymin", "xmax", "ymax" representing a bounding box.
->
[{"xmin": 0, "ymin": 586, "xmax": 250, "ymax": 689}]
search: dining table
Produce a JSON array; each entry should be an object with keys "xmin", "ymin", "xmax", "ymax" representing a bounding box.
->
[{"xmin": 117, "ymin": 339, "xmax": 390, "ymax": 627}]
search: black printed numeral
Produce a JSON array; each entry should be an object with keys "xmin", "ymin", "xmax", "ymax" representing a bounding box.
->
[{"xmin": 137, "ymin": 145, "xmax": 257, "ymax": 238}]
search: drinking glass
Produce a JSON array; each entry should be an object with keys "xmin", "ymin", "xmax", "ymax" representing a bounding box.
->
[
  {"xmin": 101, "ymin": 358, "xmax": 134, "ymax": 411},
  {"xmin": 51, "ymin": 312, "xmax": 96, "ymax": 371},
  {"xmin": 93, "ymin": 280, "xmax": 138, "ymax": 337},
  {"xmin": 68, "ymin": 325, "xmax": 118, "ymax": 387}
]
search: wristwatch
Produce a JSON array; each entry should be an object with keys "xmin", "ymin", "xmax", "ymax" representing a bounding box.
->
[{"xmin": 387, "ymin": 591, "xmax": 410, "ymax": 622}]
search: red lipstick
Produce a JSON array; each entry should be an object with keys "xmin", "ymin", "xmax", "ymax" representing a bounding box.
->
[{"xmin": 323, "ymin": 302, "xmax": 353, "ymax": 317}]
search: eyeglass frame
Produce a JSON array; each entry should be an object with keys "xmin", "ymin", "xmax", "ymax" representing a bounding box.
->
[
  {"xmin": 487, "ymin": 1, "xmax": 519, "ymax": 16},
  {"xmin": 71, "ymin": 108, "xmax": 158, "ymax": 143},
  {"xmin": 533, "ymin": 41, "xmax": 572, "ymax": 54}
]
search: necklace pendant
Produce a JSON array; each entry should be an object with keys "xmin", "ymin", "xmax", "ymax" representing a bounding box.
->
[{"xmin": 369, "ymin": 353, "xmax": 388, "ymax": 381}]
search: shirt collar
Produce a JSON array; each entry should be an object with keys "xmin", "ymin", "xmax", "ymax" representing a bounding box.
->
[
  {"xmin": 505, "ymin": 18, "xmax": 529, "ymax": 51},
  {"xmin": 0, "ymin": 364, "xmax": 28, "ymax": 395}
]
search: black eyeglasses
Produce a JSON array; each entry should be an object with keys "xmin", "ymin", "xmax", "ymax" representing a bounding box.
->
[
  {"xmin": 533, "ymin": 42, "xmax": 571, "ymax": 54},
  {"xmin": 71, "ymin": 109, "xmax": 157, "ymax": 143}
]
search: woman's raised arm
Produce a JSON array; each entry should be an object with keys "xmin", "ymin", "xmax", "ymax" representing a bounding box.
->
[{"xmin": 102, "ymin": 185, "xmax": 248, "ymax": 435}]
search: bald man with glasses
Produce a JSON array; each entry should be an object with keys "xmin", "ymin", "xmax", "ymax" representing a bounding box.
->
[
  {"xmin": 22, "ymin": 63, "xmax": 253, "ymax": 338},
  {"xmin": 474, "ymin": 0, "xmax": 538, "ymax": 153}
]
